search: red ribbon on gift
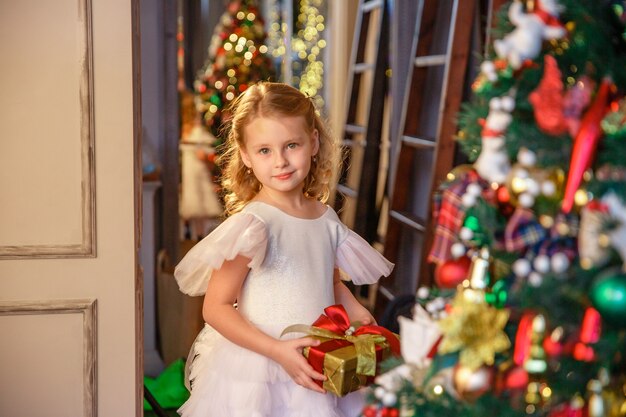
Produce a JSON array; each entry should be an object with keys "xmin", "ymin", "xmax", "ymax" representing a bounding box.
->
[{"xmin": 311, "ymin": 305, "xmax": 400, "ymax": 355}]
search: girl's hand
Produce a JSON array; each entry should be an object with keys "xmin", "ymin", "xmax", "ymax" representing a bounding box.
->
[{"xmin": 269, "ymin": 337, "xmax": 327, "ymax": 393}]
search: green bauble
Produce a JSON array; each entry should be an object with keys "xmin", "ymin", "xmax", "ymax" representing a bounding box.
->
[
  {"xmin": 590, "ymin": 268, "xmax": 626, "ymax": 328},
  {"xmin": 464, "ymin": 215, "xmax": 480, "ymax": 232}
]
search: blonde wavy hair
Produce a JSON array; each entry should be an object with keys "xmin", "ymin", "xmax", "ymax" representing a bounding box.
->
[{"xmin": 218, "ymin": 82, "xmax": 339, "ymax": 215}]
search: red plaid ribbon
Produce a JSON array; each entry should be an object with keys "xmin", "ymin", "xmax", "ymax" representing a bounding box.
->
[{"xmin": 428, "ymin": 169, "xmax": 484, "ymax": 264}]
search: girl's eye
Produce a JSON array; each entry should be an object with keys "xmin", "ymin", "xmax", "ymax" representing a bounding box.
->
[
  {"xmin": 287, "ymin": 143, "xmax": 298, "ymax": 149},
  {"xmin": 259, "ymin": 148, "xmax": 270, "ymax": 155}
]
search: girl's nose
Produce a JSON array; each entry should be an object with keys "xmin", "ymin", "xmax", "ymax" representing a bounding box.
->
[{"xmin": 274, "ymin": 151, "xmax": 288, "ymax": 167}]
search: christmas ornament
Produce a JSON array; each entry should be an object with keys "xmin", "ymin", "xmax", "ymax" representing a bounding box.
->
[
  {"xmin": 474, "ymin": 96, "xmax": 514, "ymax": 184},
  {"xmin": 485, "ymin": 279, "xmax": 509, "ymax": 308},
  {"xmin": 363, "ymin": 405, "xmax": 377, "ymax": 417},
  {"xmin": 493, "ymin": 0, "xmax": 566, "ymax": 69},
  {"xmin": 500, "ymin": 363, "xmax": 530, "ymax": 391},
  {"xmin": 587, "ymin": 379, "xmax": 606, "ymax": 417},
  {"xmin": 506, "ymin": 164, "xmax": 565, "ymax": 208},
  {"xmin": 562, "ymin": 79, "xmax": 613, "ymax": 213},
  {"xmin": 543, "ymin": 326, "xmax": 565, "ymax": 357},
  {"xmin": 435, "ymin": 256, "xmax": 471, "ymax": 289},
  {"xmin": 526, "ymin": 317, "xmax": 548, "ymax": 373},
  {"xmin": 579, "ymin": 200, "xmax": 611, "ymax": 268},
  {"xmin": 453, "ymin": 365, "xmax": 494, "ymax": 401},
  {"xmin": 381, "ymin": 407, "xmax": 399, "ymax": 417},
  {"xmin": 603, "ymin": 192, "xmax": 626, "ymax": 266},
  {"xmin": 428, "ymin": 168, "xmax": 485, "ymax": 264},
  {"xmin": 563, "ymin": 76, "xmax": 595, "ymax": 137},
  {"xmin": 529, "ymin": 55, "xmax": 568, "ymax": 135},
  {"xmin": 590, "ymin": 268, "xmax": 626, "ymax": 328},
  {"xmin": 467, "ymin": 247, "xmax": 492, "ymax": 290},
  {"xmin": 504, "ymin": 207, "xmax": 547, "ymax": 253},
  {"xmin": 398, "ymin": 305, "xmax": 442, "ymax": 366},
  {"xmin": 437, "ymin": 291, "xmax": 511, "ymax": 370},
  {"xmin": 573, "ymin": 307, "xmax": 602, "ymax": 361}
]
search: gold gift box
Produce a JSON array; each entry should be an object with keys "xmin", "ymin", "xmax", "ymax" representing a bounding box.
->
[{"xmin": 303, "ymin": 336, "xmax": 392, "ymax": 397}]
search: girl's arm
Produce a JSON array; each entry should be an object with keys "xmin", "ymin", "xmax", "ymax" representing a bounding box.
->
[
  {"xmin": 202, "ymin": 254, "xmax": 326, "ymax": 393},
  {"xmin": 333, "ymin": 268, "xmax": 376, "ymax": 325}
]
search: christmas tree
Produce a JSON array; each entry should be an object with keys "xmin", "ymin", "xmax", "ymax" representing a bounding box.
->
[
  {"xmin": 194, "ymin": 0, "xmax": 276, "ymax": 141},
  {"xmin": 364, "ymin": 1, "xmax": 626, "ymax": 416}
]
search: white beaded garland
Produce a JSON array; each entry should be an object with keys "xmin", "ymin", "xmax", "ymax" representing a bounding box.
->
[
  {"xmin": 541, "ymin": 180, "xmax": 556, "ymax": 196},
  {"xmin": 517, "ymin": 148, "xmax": 537, "ymax": 167},
  {"xmin": 382, "ymin": 392, "xmax": 398, "ymax": 407},
  {"xmin": 450, "ymin": 242, "xmax": 467, "ymax": 259},
  {"xmin": 512, "ymin": 258, "xmax": 532, "ymax": 277},
  {"xmin": 533, "ymin": 254, "xmax": 551, "ymax": 273},
  {"xmin": 551, "ymin": 252, "xmax": 570, "ymax": 274},
  {"xmin": 460, "ymin": 227, "xmax": 474, "ymax": 241},
  {"xmin": 466, "ymin": 183, "xmax": 483, "ymax": 197},
  {"xmin": 462, "ymin": 193, "xmax": 477, "ymax": 208},
  {"xmin": 518, "ymin": 192, "xmax": 535, "ymax": 208},
  {"xmin": 525, "ymin": 179, "xmax": 540, "ymax": 196},
  {"xmin": 528, "ymin": 271, "xmax": 543, "ymax": 287}
]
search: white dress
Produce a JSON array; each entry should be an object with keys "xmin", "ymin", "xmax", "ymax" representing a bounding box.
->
[{"xmin": 174, "ymin": 201, "xmax": 394, "ymax": 417}]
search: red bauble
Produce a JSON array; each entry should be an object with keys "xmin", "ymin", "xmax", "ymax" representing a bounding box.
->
[
  {"xmin": 381, "ymin": 408, "xmax": 399, "ymax": 417},
  {"xmin": 362, "ymin": 406, "xmax": 377, "ymax": 417},
  {"xmin": 503, "ymin": 365, "xmax": 529, "ymax": 390},
  {"xmin": 435, "ymin": 256, "xmax": 471, "ymax": 288},
  {"xmin": 562, "ymin": 79, "xmax": 612, "ymax": 213},
  {"xmin": 543, "ymin": 332, "xmax": 564, "ymax": 357}
]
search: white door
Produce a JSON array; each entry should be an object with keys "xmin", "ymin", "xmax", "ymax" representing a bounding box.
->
[{"xmin": 0, "ymin": 1, "xmax": 141, "ymax": 416}]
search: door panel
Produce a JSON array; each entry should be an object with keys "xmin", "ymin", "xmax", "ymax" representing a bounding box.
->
[{"xmin": 0, "ymin": 1, "xmax": 140, "ymax": 416}]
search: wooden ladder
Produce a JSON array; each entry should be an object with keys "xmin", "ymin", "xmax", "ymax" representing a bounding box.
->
[
  {"xmin": 334, "ymin": 0, "xmax": 389, "ymax": 245},
  {"xmin": 375, "ymin": 0, "xmax": 477, "ymax": 314}
]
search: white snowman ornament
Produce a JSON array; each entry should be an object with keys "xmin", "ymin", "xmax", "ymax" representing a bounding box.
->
[
  {"xmin": 474, "ymin": 96, "xmax": 515, "ymax": 185},
  {"xmin": 493, "ymin": 0, "xmax": 566, "ymax": 69}
]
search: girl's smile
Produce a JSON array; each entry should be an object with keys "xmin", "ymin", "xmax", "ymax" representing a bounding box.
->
[{"xmin": 274, "ymin": 172, "xmax": 294, "ymax": 180}]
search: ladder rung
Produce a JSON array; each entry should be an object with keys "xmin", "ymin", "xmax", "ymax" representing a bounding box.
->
[
  {"xmin": 389, "ymin": 210, "xmax": 426, "ymax": 232},
  {"xmin": 414, "ymin": 55, "xmax": 447, "ymax": 68},
  {"xmin": 401, "ymin": 135, "xmax": 436, "ymax": 149},
  {"xmin": 345, "ymin": 123, "xmax": 366, "ymax": 134},
  {"xmin": 341, "ymin": 138, "xmax": 366, "ymax": 148},
  {"xmin": 337, "ymin": 184, "xmax": 358, "ymax": 198},
  {"xmin": 354, "ymin": 62, "xmax": 375, "ymax": 74},
  {"xmin": 361, "ymin": 0, "xmax": 384, "ymax": 13}
]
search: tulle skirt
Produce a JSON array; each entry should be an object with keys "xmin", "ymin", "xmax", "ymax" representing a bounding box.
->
[{"xmin": 179, "ymin": 324, "xmax": 365, "ymax": 417}]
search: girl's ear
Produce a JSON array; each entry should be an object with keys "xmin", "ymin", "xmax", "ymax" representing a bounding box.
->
[
  {"xmin": 240, "ymin": 148, "xmax": 251, "ymax": 168},
  {"xmin": 311, "ymin": 129, "xmax": 320, "ymax": 156}
]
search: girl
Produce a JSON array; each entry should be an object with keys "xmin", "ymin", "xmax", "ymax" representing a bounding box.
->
[{"xmin": 174, "ymin": 82, "xmax": 393, "ymax": 417}]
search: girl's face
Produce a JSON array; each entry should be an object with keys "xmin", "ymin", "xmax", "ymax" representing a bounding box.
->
[{"xmin": 240, "ymin": 115, "xmax": 319, "ymax": 196}]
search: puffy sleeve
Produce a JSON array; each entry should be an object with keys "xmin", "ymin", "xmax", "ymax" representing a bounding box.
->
[
  {"xmin": 336, "ymin": 229, "xmax": 394, "ymax": 285},
  {"xmin": 174, "ymin": 212, "xmax": 268, "ymax": 296}
]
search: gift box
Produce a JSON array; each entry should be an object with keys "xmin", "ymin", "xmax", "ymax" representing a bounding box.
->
[{"xmin": 282, "ymin": 304, "xmax": 400, "ymax": 397}]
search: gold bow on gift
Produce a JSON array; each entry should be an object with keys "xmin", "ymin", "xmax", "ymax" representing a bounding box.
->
[{"xmin": 281, "ymin": 304, "xmax": 400, "ymax": 376}]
